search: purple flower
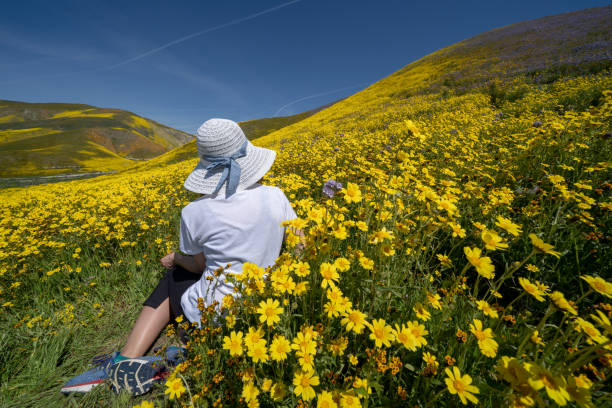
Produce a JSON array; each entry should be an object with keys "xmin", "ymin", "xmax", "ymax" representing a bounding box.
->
[
  {"xmin": 322, "ymin": 179, "xmax": 343, "ymax": 198},
  {"xmin": 532, "ymin": 120, "xmax": 542, "ymax": 128},
  {"xmin": 322, "ymin": 185, "xmax": 336, "ymax": 198}
]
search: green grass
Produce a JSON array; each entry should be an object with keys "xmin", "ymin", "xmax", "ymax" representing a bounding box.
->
[
  {"xmin": 238, "ymin": 99, "xmax": 340, "ymax": 140},
  {"xmin": 0, "ymin": 239, "xmax": 183, "ymax": 407}
]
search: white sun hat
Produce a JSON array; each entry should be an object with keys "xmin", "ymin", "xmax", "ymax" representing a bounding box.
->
[{"xmin": 184, "ymin": 118, "xmax": 276, "ymax": 197}]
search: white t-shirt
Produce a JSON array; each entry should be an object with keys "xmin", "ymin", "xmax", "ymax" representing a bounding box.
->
[{"xmin": 179, "ymin": 183, "xmax": 297, "ymax": 323}]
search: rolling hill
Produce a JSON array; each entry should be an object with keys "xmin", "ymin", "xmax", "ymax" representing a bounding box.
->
[{"xmin": 0, "ymin": 100, "xmax": 194, "ymax": 178}]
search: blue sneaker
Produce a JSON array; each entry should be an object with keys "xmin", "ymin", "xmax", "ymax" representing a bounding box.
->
[
  {"xmin": 108, "ymin": 357, "xmax": 165, "ymax": 396},
  {"xmin": 61, "ymin": 352, "xmax": 162, "ymax": 394}
]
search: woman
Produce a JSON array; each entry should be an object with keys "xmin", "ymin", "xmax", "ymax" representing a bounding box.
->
[{"xmin": 62, "ymin": 118, "xmax": 297, "ymax": 395}]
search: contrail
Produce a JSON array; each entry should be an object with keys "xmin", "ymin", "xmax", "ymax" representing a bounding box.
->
[
  {"xmin": 274, "ymin": 82, "xmax": 371, "ymax": 116},
  {"xmin": 104, "ymin": 0, "xmax": 302, "ymax": 70}
]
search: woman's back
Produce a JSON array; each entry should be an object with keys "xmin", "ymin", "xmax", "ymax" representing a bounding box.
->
[
  {"xmin": 179, "ymin": 183, "xmax": 296, "ymax": 272},
  {"xmin": 179, "ymin": 183, "xmax": 296, "ymax": 323}
]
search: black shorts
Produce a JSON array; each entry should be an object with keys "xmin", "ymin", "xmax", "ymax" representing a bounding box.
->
[{"xmin": 143, "ymin": 265, "xmax": 201, "ymax": 322}]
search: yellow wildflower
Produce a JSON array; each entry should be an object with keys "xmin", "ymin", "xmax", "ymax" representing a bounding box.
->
[
  {"xmin": 549, "ymin": 291, "xmax": 577, "ymax": 315},
  {"xmin": 334, "ymin": 257, "xmax": 351, "ymax": 272},
  {"xmin": 528, "ymin": 234, "xmax": 561, "ymax": 258},
  {"xmin": 133, "ymin": 401, "xmax": 154, "ymax": 408},
  {"xmin": 317, "ymin": 390, "xmax": 337, "ymax": 408},
  {"xmin": 476, "ymin": 299, "xmax": 499, "ymax": 318},
  {"xmin": 342, "ymin": 308, "xmax": 367, "ymax": 334},
  {"xmin": 293, "ymin": 370, "xmax": 319, "ymax": 401},
  {"xmin": 270, "ymin": 335, "xmax": 291, "ymax": 361},
  {"xmin": 256, "ymin": 298, "xmax": 283, "ymax": 327},
  {"xmin": 495, "ymin": 215, "xmax": 522, "ymax": 236},
  {"xmin": 340, "ymin": 392, "xmax": 361, "ymax": 408},
  {"xmin": 394, "ymin": 321, "xmax": 428, "ymax": 351},
  {"xmin": 344, "ymin": 183, "xmax": 362, "ymax": 203},
  {"xmin": 444, "ymin": 366, "xmax": 479, "ymax": 405},
  {"xmin": 481, "ymin": 229, "xmax": 508, "ymax": 251},
  {"xmin": 580, "ymin": 275, "xmax": 612, "ymax": 298},
  {"xmin": 463, "ymin": 247, "xmax": 495, "ymax": 279},
  {"xmin": 242, "ymin": 381, "xmax": 260, "ymax": 403},
  {"xmin": 359, "ymin": 256, "xmax": 374, "ymax": 270},
  {"xmin": 422, "ymin": 352, "xmax": 439, "ymax": 369},
  {"xmin": 427, "ymin": 292, "xmax": 442, "ymax": 310},
  {"xmin": 367, "ymin": 318, "xmax": 395, "ymax": 348},
  {"xmin": 518, "ymin": 277, "xmax": 548, "ymax": 301},
  {"xmin": 247, "ymin": 339, "xmax": 269, "ymax": 363},
  {"xmin": 413, "ymin": 302, "xmax": 431, "ymax": 321},
  {"xmin": 222, "ymin": 330, "xmax": 244, "ymax": 356},
  {"xmin": 320, "ymin": 262, "xmax": 339, "ymax": 288},
  {"xmin": 470, "ymin": 319, "xmax": 498, "ymax": 357},
  {"xmin": 164, "ymin": 377, "xmax": 186, "ymax": 400},
  {"xmin": 527, "ymin": 365, "xmax": 570, "ymax": 406}
]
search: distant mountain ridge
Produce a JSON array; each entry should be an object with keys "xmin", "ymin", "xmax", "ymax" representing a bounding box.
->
[{"xmin": 0, "ymin": 100, "xmax": 193, "ymax": 178}]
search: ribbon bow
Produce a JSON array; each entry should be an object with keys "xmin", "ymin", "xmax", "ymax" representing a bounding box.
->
[{"xmin": 202, "ymin": 141, "xmax": 248, "ymax": 198}]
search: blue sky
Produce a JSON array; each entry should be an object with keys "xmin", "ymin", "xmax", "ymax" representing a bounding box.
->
[{"xmin": 1, "ymin": 0, "xmax": 608, "ymax": 133}]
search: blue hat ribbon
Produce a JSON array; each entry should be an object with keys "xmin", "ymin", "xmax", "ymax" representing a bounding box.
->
[{"xmin": 202, "ymin": 141, "xmax": 248, "ymax": 198}]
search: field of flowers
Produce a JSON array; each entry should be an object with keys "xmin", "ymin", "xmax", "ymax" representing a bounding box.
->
[{"xmin": 1, "ymin": 7, "xmax": 611, "ymax": 408}]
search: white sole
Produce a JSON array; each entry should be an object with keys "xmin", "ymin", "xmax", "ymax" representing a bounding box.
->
[{"xmin": 60, "ymin": 379, "xmax": 104, "ymax": 393}]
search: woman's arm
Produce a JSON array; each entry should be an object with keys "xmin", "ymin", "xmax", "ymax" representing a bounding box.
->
[
  {"xmin": 285, "ymin": 227, "xmax": 306, "ymax": 258},
  {"xmin": 161, "ymin": 252, "xmax": 206, "ymax": 274}
]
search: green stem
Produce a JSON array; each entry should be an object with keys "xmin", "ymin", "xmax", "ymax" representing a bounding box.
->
[
  {"xmin": 542, "ymin": 313, "xmax": 571, "ymax": 359},
  {"xmin": 493, "ymin": 287, "xmax": 532, "ymax": 334},
  {"xmin": 177, "ymin": 372, "xmax": 194, "ymax": 407},
  {"xmin": 486, "ymin": 250, "xmax": 536, "ymax": 303},
  {"xmin": 453, "ymin": 263, "xmax": 471, "ymax": 291},
  {"xmin": 425, "ymin": 388, "xmax": 447, "ymax": 408},
  {"xmin": 565, "ymin": 339, "xmax": 612, "ymax": 372},
  {"xmin": 472, "ymin": 275, "xmax": 481, "ymax": 298},
  {"xmin": 574, "ymin": 288, "xmax": 593, "ymax": 306},
  {"xmin": 516, "ymin": 305, "xmax": 554, "ymax": 358}
]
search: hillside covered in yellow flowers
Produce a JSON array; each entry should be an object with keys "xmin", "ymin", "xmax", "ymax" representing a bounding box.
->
[
  {"xmin": 0, "ymin": 100, "xmax": 195, "ymax": 181},
  {"xmin": 0, "ymin": 6, "xmax": 611, "ymax": 408}
]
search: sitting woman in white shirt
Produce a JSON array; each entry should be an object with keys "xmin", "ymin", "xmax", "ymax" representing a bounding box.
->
[{"xmin": 61, "ymin": 118, "xmax": 297, "ymax": 396}]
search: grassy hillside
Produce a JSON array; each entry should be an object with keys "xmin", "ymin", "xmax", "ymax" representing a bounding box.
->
[
  {"xmin": 0, "ymin": 100, "xmax": 193, "ymax": 178},
  {"xmin": 0, "ymin": 6, "xmax": 610, "ymax": 408},
  {"xmin": 239, "ymin": 100, "xmax": 340, "ymax": 140}
]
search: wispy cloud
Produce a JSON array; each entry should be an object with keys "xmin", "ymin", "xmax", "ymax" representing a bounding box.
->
[
  {"xmin": 103, "ymin": 0, "xmax": 302, "ymax": 70},
  {"xmin": 274, "ymin": 82, "xmax": 371, "ymax": 116},
  {"xmin": 148, "ymin": 53, "xmax": 247, "ymax": 106}
]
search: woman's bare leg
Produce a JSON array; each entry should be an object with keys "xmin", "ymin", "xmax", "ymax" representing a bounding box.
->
[{"xmin": 120, "ymin": 298, "xmax": 171, "ymax": 358}]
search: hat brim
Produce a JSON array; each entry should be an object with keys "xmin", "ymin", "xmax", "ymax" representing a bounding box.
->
[{"xmin": 184, "ymin": 143, "xmax": 276, "ymax": 196}]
